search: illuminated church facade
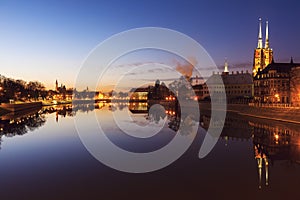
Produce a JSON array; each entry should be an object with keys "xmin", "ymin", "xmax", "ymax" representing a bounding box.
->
[
  {"xmin": 253, "ymin": 19, "xmax": 300, "ymax": 106},
  {"xmin": 253, "ymin": 18, "xmax": 273, "ymax": 76}
]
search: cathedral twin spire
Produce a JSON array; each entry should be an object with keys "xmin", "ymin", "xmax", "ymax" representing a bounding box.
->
[
  {"xmin": 253, "ymin": 18, "xmax": 273, "ymax": 76},
  {"xmin": 257, "ymin": 18, "xmax": 270, "ymax": 49}
]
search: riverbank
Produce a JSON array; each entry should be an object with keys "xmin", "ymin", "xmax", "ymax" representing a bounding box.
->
[
  {"xmin": 199, "ymin": 102, "xmax": 300, "ymax": 124},
  {"xmin": 0, "ymin": 102, "xmax": 42, "ymax": 112}
]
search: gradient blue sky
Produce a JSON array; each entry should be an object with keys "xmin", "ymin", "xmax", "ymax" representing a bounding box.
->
[{"xmin": 1, "ymin": 0, "xmax": 299, "ymax": 90}]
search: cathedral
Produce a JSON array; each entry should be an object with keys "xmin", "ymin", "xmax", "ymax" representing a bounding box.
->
[
  {"xmin": 253, "ymin": 19, "xmax": 300, "ymax": 106},
  {"xmin": 252, "ymin": 18, "xmax": 273, "ymax": 76}
]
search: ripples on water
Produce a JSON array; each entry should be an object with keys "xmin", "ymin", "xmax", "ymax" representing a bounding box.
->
[{"xmin": 0, "ymin": 102, "xmax": 299, "ymax": 199}]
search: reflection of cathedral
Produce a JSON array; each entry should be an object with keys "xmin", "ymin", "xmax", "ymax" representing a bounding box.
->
[
  {"xmin": 254, "ymin": 145, "xmax": 269, "ymax": 189},
  {"xmin": 201, "ymin": 112, "xmax": 300, "ymax": 189},
  {"xmin": 250, "ymin": 121, "xmax": 300, "ymax": 189}
]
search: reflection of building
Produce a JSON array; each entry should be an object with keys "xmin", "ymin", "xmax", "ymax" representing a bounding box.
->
[
  {"xmin": 252, "ymin": 19, "xmax": 300, "ymax": 105},
  {"xmin": 254, "ymin": 145, "xmax": 269, "ymax": 189},
  {"xmin": 128, "ymin": 102, "xmax": 148, "ymax": 113},
  {"xmin": 201, "ymin": 114, "xmax": 252, "ymax": 145},
  {"xmin": 250, "ymin": 121, "xmax": 300, "ymax": 189}
]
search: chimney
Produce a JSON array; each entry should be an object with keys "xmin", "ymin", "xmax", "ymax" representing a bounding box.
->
[
  {"xmin": 241, "ymin": 70, "xmax": 243, "ymax": 74},
  {"xmin": 246, "ymin": 70, "xmax": 249, "ymax": 73},
  {"xmin": 236, "ymin": 71, "xmax": 239, "ymax": 74}
]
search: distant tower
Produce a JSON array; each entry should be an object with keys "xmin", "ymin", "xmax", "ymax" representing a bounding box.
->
[
  {"xmin": 55, "ymin": 79, "xmax": 58, "ymax": 91},
  {"xmin": 253, "ymin": 18, "xmax": 273, "ymax": 77},
  {"xmin": 223, "ymin": 58, "xmax": 229, "ymax": 75}
]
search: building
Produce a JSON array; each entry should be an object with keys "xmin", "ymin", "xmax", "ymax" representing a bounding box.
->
[
  {"xmin": 252, "ymin": 19, "xmax": 300, "ymax": 105},
  {"xmin": 253, "ymin": 60, "xmax": 300, "ymax": 104},
  {"xmin": 129, "ymin": 87, "xmax": 149, "ymax": 101},
  {"xmin": 129, "ymin": 80, "xmax": 176, "ymax": 102},
  {"xmin": 253, "ymin": 18, "xmax": 273, "ymax": 76},
  {"xmin": 49, "ymin": 80, "xmax": 73, "ymax": 100},
  {"xmin": 194, "ymin": 60, "xmax": 253, "ymax": 103},
  {"xmin": 148, "ymin": 80, "xmax": 173, "ymax": 101},
  {"xmin": 290, "ymin": 66, "xmax": 300, "ymax": 106}
]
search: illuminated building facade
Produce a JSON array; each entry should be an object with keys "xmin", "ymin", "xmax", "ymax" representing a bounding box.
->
[
  {"xmin": 253, "ymin": 18, "xmax": 273, "ymax": 77},
  {"xmin": 253, "ymin": 60, "xmax": 299, "ymax": 104},
  {"xmin": 290, "ymin": 66, "xmax": 300, "ymax": 106},
  {"xmin": 49, "ymin": 80, "xmax": 73, "ymax": 101},
  {"xmin": 129, "ymin": 87, "xmax": 148, "ymax": 101}
]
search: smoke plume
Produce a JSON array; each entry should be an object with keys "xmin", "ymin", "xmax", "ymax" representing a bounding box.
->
[{"xmin": 175, "ymin": 57, "xmax": 197, "ymax": 79}]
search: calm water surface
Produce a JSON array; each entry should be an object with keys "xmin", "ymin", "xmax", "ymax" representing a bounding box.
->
[{"xmin": 0, "ymin": 103, "xmax": 299, "ymax": 199}]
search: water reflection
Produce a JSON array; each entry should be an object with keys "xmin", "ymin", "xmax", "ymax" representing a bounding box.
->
[
  {"xmin": 250, "ymin": 121, "xmax": 300, "ymax": 189},
  {"xmin": 129, "ymin": 101, "xmax": 198, "ymax": 136},
  {"xmin": 0, "ymin": 102, "xmax": 299, "ymax": 193},
  {"xmin": 200, "ymin": 112, "xmax": 300, "ymax": 189},
  {"xmin": 0, "ymin": 103, "xmax": 97, "ymax": 148},
  {"xmin": 0, "ymin": 108, "xmax": 46, "ymax": 149},
  {"xmin": 0, "ymin": 102, "xmax": 132, "ymax": 148}
]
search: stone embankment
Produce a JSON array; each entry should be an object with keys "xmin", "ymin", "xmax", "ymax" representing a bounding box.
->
[{"xmin": 199, "ymin": 102, "xmax": 300, "ymax": 124}]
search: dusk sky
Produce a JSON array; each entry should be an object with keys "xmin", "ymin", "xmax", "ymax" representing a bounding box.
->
[{"xmin": 1, "ymin": 0, "xmax": 300, "ymax": 90}]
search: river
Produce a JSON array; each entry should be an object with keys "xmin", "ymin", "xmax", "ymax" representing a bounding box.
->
[{"xmin": 0, "ymin": 102, "xmax": 299, "ymax": 199}]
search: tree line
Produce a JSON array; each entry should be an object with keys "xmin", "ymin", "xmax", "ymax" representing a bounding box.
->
[{"xmin": 0, "ymin": 75, "xmax": 46, "ymax": 103}]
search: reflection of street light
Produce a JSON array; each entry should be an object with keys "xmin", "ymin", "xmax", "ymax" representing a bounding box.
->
[
  {"xmin": 274, "ymin": 133, "xmax": 279, "ymax": 144},
  {"xmin": 274, "ymin": 93, "xmax": 280, "ymax": 102},
  {"xmin": 0, "ymin": 86, "xmax": 3, "ymax": 103}
]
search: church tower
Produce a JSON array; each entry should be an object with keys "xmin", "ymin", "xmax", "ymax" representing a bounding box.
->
[
  {"xmin": 262, "ymin": 21, "xmax": 273, "ymax": 68},
  {"xmin": 55, "ymin": 79, "xmax": 58, "ymax": 91},
  {"xmin": 223, "ymin": 58, "xmax": 229, "ymax": 75},
  {"xmin": 253, "ymin": 18, "xmax": 273, "ymax": 77},
  {"xmin": 253, "ymin": 18, "xmax": 264, "ymax": 76}
]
